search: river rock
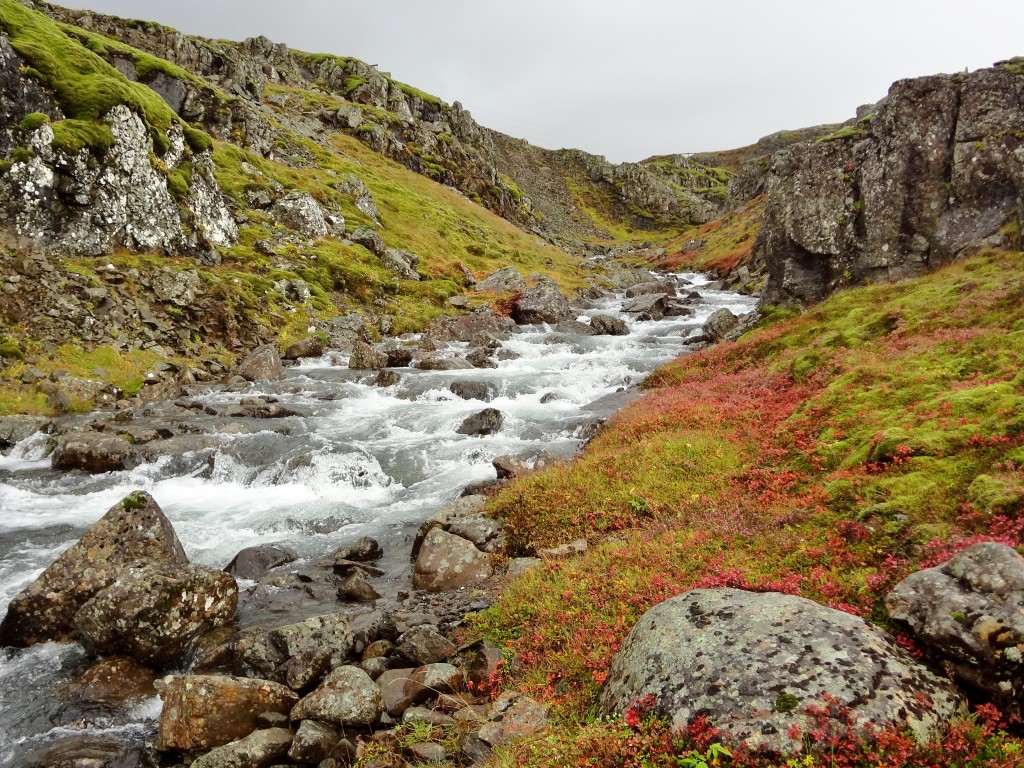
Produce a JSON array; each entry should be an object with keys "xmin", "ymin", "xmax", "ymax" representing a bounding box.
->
[
  {"xmin": 590, "ymin": 314, "xmax": 629, "ymax": 335},
  {"xmin": 450, "ymin": 380, "xmax": 494, "ymax": 401},
  {"xmin": 886, "ymin": 542, "xmax": 1024, "ymax": 711},
  {"xmin": 156, "ymin": 675, "xmax": 299, "ymax": 751},
  {"xmin": 272, "ymin": 191, "xmax": 330, "ymax": 239},
  {"xmin": 425, "ymin": 308, "xmax": 517, "ymax": 342},
  {"xmin": 622, "ymin": 293, "xmax": 667, "ymax": 320},
  {"xmin": 288, "ymin": 719, "xmax": 340, "ymax": 763},
  {"xmin": 283, "ymin": 335, "xmax": 325, "ymax": 360},
  {"xmin": 291, "ymin": 665, "xmax": 384, "ymax": 726},
  {"xmin": 337, "ymin": 571, "xmax": 381, "ymax": 603},
  {"xmin": 51, "ymin": 431, "xmax": 137, "ymax": 473},
  {"xmin": 597, "ymin": 588, "xmax": 965, "ymax": 752},
  {"xmin": 377, "ymin": 667, "xmax": 418, "ymax": 716},
  {"xmin": 279, "ymin": 647, "xmax": 333, "ymax": 692},
  {"xmin": 511, "ymin": 282, "xmax": 573, "ymax": 325},
  {"xmin": 190, "ymin": 727, "xmax": 294, "ymax": 768},
  {"xmin": 456, "ymin": 408, "xmax": 504, "ymax": 436},
  {"xmin": 0, "ymin": 491, "xmax": 186, "ymax": 646},
  {"xmin": 474, "ymin": 267, "xmax": 526, "ymax": 293},
  {"xmin": 234, "ymin": 613, "xmax": 356, "ymax": 679},
  {"xmin": 348, "ymin": 340, "xmax": 388, "ymax": 370},
  {"xmin": 405, "ymin": 663, "xmax": 464, "ymax": 704},
  {"xmin": 0, "ymin": 414, "xmax": 50, "ymax": 450},
  {"xmin": 394, "ymin": 625, "xmax": 454, "ymax": 669},
  {"xmin": 225, "ymin": 545, "xmax": 297, "ymax": 580},
  {"xmin": 703, "ymin": 307, "xmax": 740, "ymax": 341},
  {"xmin": 234, "ymin": 344, "xmax": 285, "ymax": 382},
  {"xmin": 18, "ymin": 736, "xmax": 146, "ymax": 768},
  {"xmin": 75, "ymin": 561, "xmax": 238, "ymax": 667},
  {"xmin": 412, "ymin": 528, "xmax": 493, "ymax": 593},
  {"xmin": 61, "ymin": 656, "xmax": 156, "ymax": 706},
  {"xmin": 624, "ymin": 281, "xmax": 675, "ymax": 298}
]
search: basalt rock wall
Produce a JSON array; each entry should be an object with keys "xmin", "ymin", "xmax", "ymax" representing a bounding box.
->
[{"xmin": 758, "ymin": 61, "xmax": 1024, "ymax": 305}]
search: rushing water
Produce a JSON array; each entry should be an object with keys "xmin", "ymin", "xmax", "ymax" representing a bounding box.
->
[{"xmin": 0, "ymin": 272, "xmax": 756, "ymax": 764}]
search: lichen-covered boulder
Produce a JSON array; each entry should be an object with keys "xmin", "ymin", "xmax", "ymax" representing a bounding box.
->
[
  {"xmin": 190, "ymin": 727, "xmax": 293, "ymax": 768},
  {"xmin": 511, "ymin": 282, "xmax": 573, "ymax": 325},
  {"xmin": 234, "ymin": 344, "xmax": 284, "ymax": 382},
  {"xmin": 703, "ymin": 307, "xmax": 740, "ymax": 341},
  {"xmin": 425, "ymin": 308, "xmax": 518, "ymax": 343},
  {"xmin": 74, "ymin": 561, "xmax": 237, "ymax": 667},
  {"xmin": 51, "ymin": 431, "xmax": 138, "ymax": 473},
  {"xmin": 348, "ymin": 340, "xmax": 389, "ymax": 370},
  {"xmin": 156, "ymin": 675, "xmax": 298, "ymax": 751},
  {"xmin": 886, "ymin": 542, "xmax": 1024, "ymax": 711},
  {"xmin": 412, "ymin": 528, "xmax": 492, "ymax": 593},
  {"xmin": 0, "ymin": 491, "xmax": 187, "ymax": 646},
  {"xmin": 290, "ymin": 665, "xmax": 384, "ymax": 727},
  {"xmin": 474, "ymin": 267, "xmax": 526, "ymax": 294},
  {"xmin": 60, "ymin": 656, "xmax": 156, "ymax": 706},
  {"xmin": 590, "ymin": 314, "xmax": 629, "ymax": 336},
  {"xmin": 272, "ymin": 191, "xmax": 331, "ymax": 239},
  {"xmin": 232, "ymin": 613, "xmax": 356, "ymax": 680},
  {"xmin": 598, "ymin": 588, "xmax": 965, "ymax": 753}
]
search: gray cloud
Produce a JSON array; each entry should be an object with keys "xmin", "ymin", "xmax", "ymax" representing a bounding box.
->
[{"xmin": 56, "ymin": 0, "xmax": 1024, "ymax": 162}]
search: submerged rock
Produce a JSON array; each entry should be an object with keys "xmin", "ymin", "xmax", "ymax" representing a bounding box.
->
[
  {"xmin": 598, "ymin": 588, "xmax": 965, "ymax": 753},
  {"xmin": 887, "ymin": 542, "xmax": 1024, "ymax": 712},
  {"xmin": 456, "ymin": 408, "xmax": 504, "ymax": 436},
  {"xmin": 225, "ymin": 544, "xmax": 297, "ymax": 580},
  {"xmin": 0, "ymin": 491, "xmax": 186, "ymax": 646}
]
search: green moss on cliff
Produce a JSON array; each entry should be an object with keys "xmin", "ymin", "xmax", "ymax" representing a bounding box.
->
[{"xmin": 50, "ymin": 119, "xmax": 114, "ymax": 156}]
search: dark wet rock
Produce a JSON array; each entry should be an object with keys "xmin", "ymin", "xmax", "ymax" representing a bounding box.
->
[
  {"xmin": 282, "ymin": 335, "xmax": 325, "ymax": 360},
  {"xmin": 75, "ymin": 561, "xmax": 238, "ymax": 668},
  {"xmin": 348, "ymin": 340, "xmax": 388, "ymax": 370},
  {"xmin": 539, "ymin": 391, "xmax": 568, "ymax": 404},
  {"xmin": 511, "ymin": 282, "xmax": 573, "ymax": 325},
  {"xmin": 703, "ymin": 307, "xmax": 740, "ymax": 341},
  {"xmin": 624, "ymin": 281, "xmax": 675, "ymax": 298},
  {"xmin": 474, "ymin": 267, "xmax": 526, "ymax": 294},
  {"xmin": 621, "ymin": 293, "xmax": 667, "ymax": 320},
  {"xmin": 375, "ymin": 369, "xmax": 401, "ymax": 387},
  {"xmin": 0, "ymin": 414, "xmax": 50, "ymax": 450},
  {"xmin": 51, "ymin": 431, "xmax": 138, "ymax": 473},
  {"xmin": 288, "ymin": 719, "xmax": 340, "ymax": 764},
  {"xmin": 156, "ymin": 675, "xmax": 298, "ymax": 751},
  {"xmin": 450, "ymin": 380, "xmax": 494, "ymax": 401},
  {"xmin": 598, "ymin": 588, "xmax": 966, "ymax": 752},
  {"xmin": 384, "ymin": 346, "xmax": 414, "ymax": 368},
  {"xmin": 554, "ymin": 320, "xmax": 597, "ymax": 336},
  {"xmin": 663, "ymin": 299, "xmax": 696, "ymax": 317},
  {"xmin": 493, "ymin": 455, "xmax": 528, "ymax": 479},
  {"xmin": 396, "ymin": 624, "xmax": 456, "ymax": 666},
  {"xmin": 291, "ymin": 665, "xmax": 384, "ymax": 727},
  {"xmin": 887, "ymin": 542, "xmax": 1024, "ymax": 712},
  {"xmin": 465, "ymin": 347, "xmax": 496, "ymax": 368},
  {"xmin": 334, "ymin": 536, "xmax": 383, "ymax": 562},
  {"xmin": 475, "ymin": 691, "xmax": 549, "ymax": 749},
  {"xmin": 277, "ymin": 647, "xmax": 332, "ymax": 692},
  {"xmin": 0, "ymin": 491, "xmax": 186, "ymax": 646},
  {"xmin": 412, "ymin": 528, "xmax": 493, "ymax": 593},
  {"xmin": 225, "ymin": 545, "xmax": 298, "ymax": 580},
  {"xmin": 332, "ymin": 558, "xmax": 385, "ymax": 578},
  {"xmin": 337, "ymin": 571, "xmax": 381, "ymax": 603},
  {"xmin": 456, "ymin": 408, "xmax": 504, "ymax": 436},
  {"xmin": 60, "ymin": 655, "xmax": 156, "ymax": 706},
  {"xmin": 470, "ymin": 330, "xmax": 505, "ymax": 350},
  {"xmin": 589, "ymin": 314, "xmax": 629, "ymax": 335},
  {"xmin": 377, "ymin": 667, "xmax": 418, "ymax": 716},
  {"xmin": 190, "ymin": 727, "xmax": 294, "ymax": 768},
  {"xmin": 235, "ymin": 344, "xmax": 285, "ymax": 382},
  {"xmin": 233, "ymin": 614, "xmax": 356, "ymax": 680},
  {"xmin": 426, "ymin": 307, "xmax": 517, "ymax": 342}
]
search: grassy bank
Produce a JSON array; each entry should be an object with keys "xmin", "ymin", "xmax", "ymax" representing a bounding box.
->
[{"xmin": 468, "ymin": 248, "xmax": 1024, "ymax": 766}]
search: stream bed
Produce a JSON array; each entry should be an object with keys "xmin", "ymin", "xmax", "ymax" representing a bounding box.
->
[{"xmin": 0, "ymin": 272, "xmax": 756, "ymax": 765}]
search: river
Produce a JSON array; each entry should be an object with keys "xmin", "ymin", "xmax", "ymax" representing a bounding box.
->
[{"xmin": 0, "ymin": 272, "xmax": 756, "ymax": 765}]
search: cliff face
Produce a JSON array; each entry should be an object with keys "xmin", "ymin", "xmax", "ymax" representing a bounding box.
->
[{"xmin": 757, "ymin": 60, "xmax": 1024, "ymax": 305}]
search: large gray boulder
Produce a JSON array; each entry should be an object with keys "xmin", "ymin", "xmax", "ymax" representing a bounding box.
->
[
  {"xmin": 511, "ymin": 282, "xmax": 574, "ymax": 325},
  {"xmin": 291, "ymin": 665, "xmax": 384, "ymax": 726},
  {"xmin": 75, "ymin": 561, "xmax": 237, "ymax": 668},
  {"xmin": 234, "ymin": 344, "xmax": 285, "ymax": 382},
  {"xmin": 598, "ymin": 588, "xmax": 965, "ymax": 752},
  {"xmin": 272, "ymin": 191, "xmax": 331, "ymax": 239},
  {"xmin": 425, "ymin": 308, "xmax": 517, "ymax": 342},
  {"xmin": 703, "ymin": 308, "xmax": 740, "ymax": 341},
  {"xmin": 190, "ymin": 727, "xmax": 293, "ymax": 768},
  {"xmin": 474, "ymin": 267, "xmax": 526, "ymax": 294},
  {"xmin": 412, "ymin": 528, "xmax": 492, "ymax": 593},
  {"xmin": 887, "ymin": 542, "xmax": 1024, "ymax": 712},
  {"xmin": 589, "ymin": 314, "xmax": 629, "ymax": 336},
  {"xmin": 51, "ymin": 431, "xmax": 138, "ymax": 473},
  {"xmin": 348, "ymin": 340, "xmax": 389, "ymax": 370},
  {"xmin": 232, "ymin": 613, "xmax": 356, "ymax": 680},
  {"xmin": 0, "ymin": 491, "xmax": 187, "ymax": 646}
]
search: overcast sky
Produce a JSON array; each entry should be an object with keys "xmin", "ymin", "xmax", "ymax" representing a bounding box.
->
[{"xmin": 58, "ymin": 1, "xmax": 1024, "ymax": 163}]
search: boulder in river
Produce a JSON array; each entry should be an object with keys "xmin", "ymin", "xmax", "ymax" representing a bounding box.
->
[
  {"xmin": 425, "ymin": 307, "xmax": 517, "ymax": 342},
  {"xmin": 0, "ymin": 491, "xmax": 187, "ymax": 647},
  {"xmin": 589, "ymin": 314, "xmax": 629, "ymax": 335},
  {"xmin": 348, "ymin": 340, "xmax": 389, "ymax": 370},
  {"xmin": 511, "ymin": 282, "xmax": 574, "ymax": 325},
  {"xmin": 456, "ymin": 408, "xmax": 504, "ymax": 436},
  {"xmin": 334, "ymin": 536, "xmax": 383, "ymax": 562},
  {"xmin": 597, "ymin": 588, "xmax": 965, "ymax": 752},
  {"xmin": 234, "ymin": 344, "xmax": 285, "ymax": 382},
  {"xmin": 412, "ymin": 528, "xmax": 493, "ymax": 593},
  {"xmin": 886, "ymin": 542, "xmax": 1024, "ymax": 712},
  {"xmin": 450, "ymin": 380, "xmax": 495, "ymax": 401},
  {"xmin": 190, "ymin": 727, "xmax": 294, "ymax": 768},
  {"xmin": 51, "ymin": 431, "xmax": 138, "ymax": 473},
  {"xmin": 624, "ymin": 281, "xmax": 675, "ymax": 298},
  {"xmin": 75, "ymin": 561, "xmax": 238, "ymax": 668},
  {"xmin": 621, "ymin": 293, "xmax": 668, "ymax": 320},
  {"xmin": 225, "ymin": 544, "xmax": 297, "ymax": 580},
  {"xmin": 282, "ymin": 335, "xmax": 325, "ymax": 360},
  {"xmin": 61, "ymin": 656, "xmax": 157, "ymax": 706},
  {"xmin": 156, "ymin": 674, "xmax": 299, "ymax": 751},
  {"xmin": 703, "ymin": 307, "xmax": 740, "ymax": 341}
]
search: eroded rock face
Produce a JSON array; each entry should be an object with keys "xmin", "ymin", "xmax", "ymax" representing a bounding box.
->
[
  {"xmin": 598, "ymin": 588, "xmax": 965, "ymax": 753},
  {"xmin": 0, "ymin": 491, "xmax": 187, "ymax": 646},
  {"xmin": 758, "ymin": 63, "xmax": 1024, "ymax": 305},
  {"xmin": 75, "ymin": 561, "xmax": 238, "ymax": 667},
  {"xmin": 156, "ymin": 675, "xmax": 298, "ymax": 751},
  {"xmin": 887, "ymin": 542, "xmax": 1024, "ymax": 712}
]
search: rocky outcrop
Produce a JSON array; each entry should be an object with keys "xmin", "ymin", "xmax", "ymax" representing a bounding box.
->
[
  {"xmin": 598, "ymin": 588, "xmax": 965, "ymax": 753},
  {"xmin": 0, "ymin": 491, "xmax": 187, "ymax": 646},
  {"xmin": 511, "ymin": 281, "xmax": 574, "ymax": 325},
  {"xmin": 887, "ymin": 543, "xmax": 1024, "ymax": 713},
  {"xmin": 758, "ymin": 62, "xmax": 1024, "ymax": 305}
]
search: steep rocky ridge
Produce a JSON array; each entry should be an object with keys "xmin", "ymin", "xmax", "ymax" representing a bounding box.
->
[{"xmin": 757, "ymin": 59, "xmax": 1024, "ymax": 305}]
